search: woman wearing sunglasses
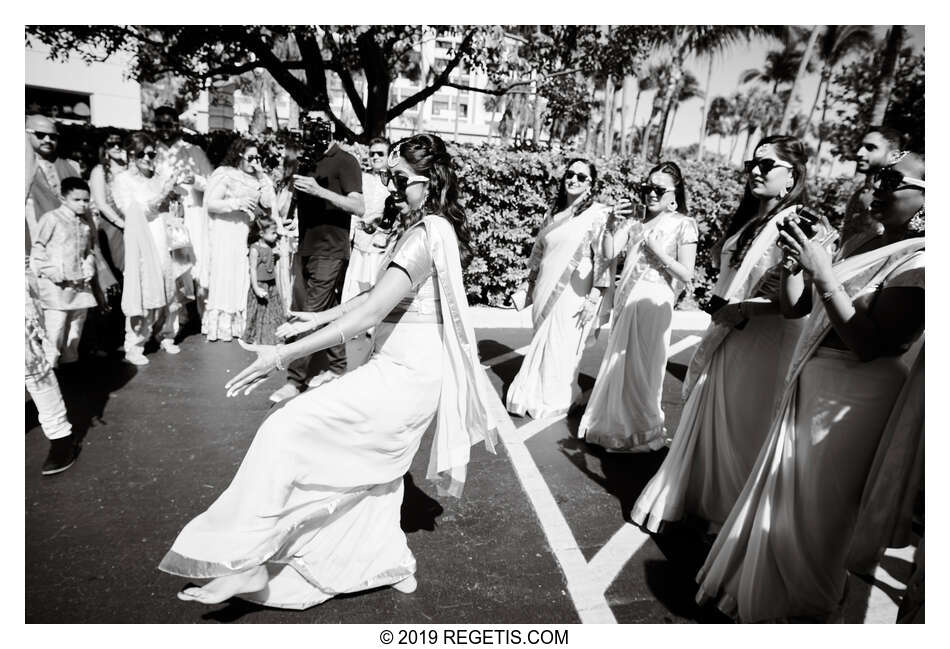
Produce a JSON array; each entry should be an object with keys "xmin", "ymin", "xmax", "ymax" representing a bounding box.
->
[
  {"xmin": 692, "ymin": 153, "xmax": 925, "ymax": 622},
  {"xmin": 506, "ymin": 159, "xmax": 615, "ymax": 419},
  {"xmin": 633, "ymin": 135, "xmax": 820, "ymax": 533},
  {"xmin": 202, "ymin": 138, "xmax": 276, "ymax": 342},
  {"xmin": 579, "ymin": 162, "xmax": 698, "ymax": 452},
  {"xmin": 161, "ymin": 133, "xmax": 497, "ymax": 609},
  {"xmin": 88, "ymin": 132, "xmax": 128, "ymax": 275},
  {"xmin": 111, "ymin": 132, "xmax": 189, "ymax": 365}
]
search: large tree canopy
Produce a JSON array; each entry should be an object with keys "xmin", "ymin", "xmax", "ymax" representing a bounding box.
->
[{"xmin": 27, "ymin": 25, "xmax": 521, "ymax": 142}]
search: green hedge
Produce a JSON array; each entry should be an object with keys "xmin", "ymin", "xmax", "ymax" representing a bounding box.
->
[{"xmin": 51, "ymin": 124, "xmax": 855, "ymax": 309}]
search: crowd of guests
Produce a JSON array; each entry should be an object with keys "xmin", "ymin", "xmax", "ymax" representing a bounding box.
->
[
  {"xmin": 25, "ymin": 108, "xmax": 399, "ymax": 476},
  {"xmin": 26, "ymin": 108, "xmax": 923, "ymax": 622}
]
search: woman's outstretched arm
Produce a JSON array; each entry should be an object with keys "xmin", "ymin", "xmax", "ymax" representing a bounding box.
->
[{"xmin": 226, "ymin": 266, "xmax": 412, "ymax": 396}]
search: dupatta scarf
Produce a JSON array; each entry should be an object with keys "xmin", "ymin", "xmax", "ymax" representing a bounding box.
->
[{"xmin": 419, "ymin": 215, "xmax": 500, "ymax": 497}]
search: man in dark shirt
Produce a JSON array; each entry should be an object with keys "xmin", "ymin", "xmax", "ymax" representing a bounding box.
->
[
  {"xmin": 270, "ymin": 109, "xmax": 365, "ymax": 403},
  {"xmin": 841, "ymin": 126, "xmax": 905, "ymax": 244}
]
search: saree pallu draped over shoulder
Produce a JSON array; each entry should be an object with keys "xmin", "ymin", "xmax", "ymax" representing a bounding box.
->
[{"xmin": 694, "ymin": 238, "xmax": 924, "ymax": 622}]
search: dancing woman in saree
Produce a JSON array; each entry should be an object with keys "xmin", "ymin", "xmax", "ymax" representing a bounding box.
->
[
  {"xmin": 694, "ymin": 153, "xmax": 925, "ymax": 622},
  {"xmin": 160, "ymin": 134, "xmax": 498, "ymax": 609},
  {"xmin": 506, "ymin": 159, "xmax": 618, "ymax": 419},
  {"xmin": 579, "ymin": 162, "xmax": 697, "ymax": 452},
  {"xmin": 632, "ymin": 136, "xmax": 828, "ymax": 532}
]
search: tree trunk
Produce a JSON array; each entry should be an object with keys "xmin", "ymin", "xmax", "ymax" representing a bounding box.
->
[
  {"xmin": 869, "ymin": 25, "xmax": 905, "ymax": 124},
  {"xmin": 779, "ymin": 25, "xmax": 820, "ymax": 133},
  {"xmin": 802, "ymin": 66, "xmax": 828, "ymax": 138},
  {"xmin": 742, "ymin": 126, "xmax": 758, "ymax": 161},
  {"xmin": 696, "ymin": 56, "xmax": 714, "ymax": 162},
  {"xmin": 664, "ymin": 105, "xmax": 679, "ymax": 150},
  {"xmin": 812, "ymin": 85, "xmax": 832, "ymax": 170},
  {"xmin": 603, "ymin": 76, "xmax": 617, "ymax": 155},
  {"xmin": 619, "ymin": 75, "xmax": 635, "ymax": 156},
  {"xmin": 584, "ymin": 77, "xmax": 598, "ymax": 156},
  {"xmin": 728, "ymin": 131, "xmax": 740, "ymax": 164}
]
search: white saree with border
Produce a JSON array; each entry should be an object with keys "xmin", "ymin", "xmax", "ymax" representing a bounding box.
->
[
  {"xmin": 159, "ymin": 215, "xmax": 497, "ymax": 609},
  {"xmin": 694, "ymin": 237, "xmax": 924, "ymax": 622},
  {"xmin": 506, "ymin": 203, "xmax": 612, "ymax": 419}
]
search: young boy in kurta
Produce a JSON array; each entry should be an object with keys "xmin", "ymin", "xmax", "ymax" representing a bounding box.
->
[{"xmin": 30, "ymin": 177, "xmax": 98, "ymax": 367}]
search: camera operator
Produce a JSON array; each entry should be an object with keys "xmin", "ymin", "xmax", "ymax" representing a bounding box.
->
[{"xmin": 269, "ymin": 109, "xmax": 365, "ymax": 404}]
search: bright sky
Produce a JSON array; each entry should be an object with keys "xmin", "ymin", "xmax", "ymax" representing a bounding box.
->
[{"xmin": 650, "ymin": 26, "xmax": 925, "ymax": 150}]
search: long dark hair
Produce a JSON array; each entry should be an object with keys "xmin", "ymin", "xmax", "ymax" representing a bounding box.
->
[
  {"xmin": 221, "ymin": 136, "xmax": 254, "ymax": 169},
  {"xmin": 553, "ymin": 158, "xmax": 598, "ymax": 215},
  {"xmin": 98, "ymin": 129, "xmax": 126, "ymax": 183},
  {"xmin": 647, "ymin": 161, "xmax": 688, "ymax": 215},
  {"xmin": 724, "ymin": 134, "xmax": 808, "ymax": 268},
  {"xmin": 394, "ymin": 133, "xmax": 471, "ymax": 255}
]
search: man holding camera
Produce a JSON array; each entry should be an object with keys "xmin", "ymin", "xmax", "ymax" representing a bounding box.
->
[{"xmin": 270, "ymin": 109, "xmax": 365, "ymax": 403}]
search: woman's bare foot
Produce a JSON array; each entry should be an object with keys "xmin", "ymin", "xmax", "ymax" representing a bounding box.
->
[
  {"xmin": 392, "ymin": 575, "xmax": 417, "ymax": 594},
  {"xmin": 177, "ymin": 566, "xmax": 269, "ymax": 604}
]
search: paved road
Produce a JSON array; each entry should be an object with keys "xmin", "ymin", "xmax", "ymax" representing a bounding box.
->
[{"xmin": 25, "ymin": 312, "xmax": 913, "ymax": 623}]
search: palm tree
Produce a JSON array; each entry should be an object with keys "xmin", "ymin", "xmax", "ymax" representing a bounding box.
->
[
  {"xmin": 647, "ymin": 26, "xmax": 785, "ymax": 161},
  {"xmin": 801, "ymin": 26, "xmax": 875, "ymax": 137},
  {"xmin": 662, "ymin": 70, "xmax": 703, "ymax": 149},
  {"xmin": 778, "ymin": 25, "xmax": 820, "ymax": 132},
  {"xmin": 869, "ymin": 25, "xmax": 906, "ymax": 124},
  {"xmin": 637, "ymin": 62, "xmax": 669, "ymax": 160},
  {"xmin": 695, "ymin": 56, "xmax": 715, "ymax": 162},
  {"xmin": 739, "ymin": 44, "xmax": 806, "ymax": 94}
]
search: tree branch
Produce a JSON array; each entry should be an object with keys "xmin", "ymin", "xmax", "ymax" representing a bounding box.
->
[
  {"xmin": 443, "ymin": 68, "xmax": 581, "ymax": 96},
  {"xmin": 321, "ymin": 28, "xmax": 367, "ymax": 125},
  {"xmin": 386, "ymin": 28, "xmax": 477, "ymax": 120}
]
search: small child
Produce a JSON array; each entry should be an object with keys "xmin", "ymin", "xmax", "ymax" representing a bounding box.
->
[
  {"xmin": 242, "ymin": 217, "xmax": 285, "ymax": 345},
  {"xmin": 30, "ymin": 177, "xmax": 98, "ymax": 367}
]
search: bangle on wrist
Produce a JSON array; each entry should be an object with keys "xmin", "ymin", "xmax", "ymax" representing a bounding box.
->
[
  {"xmin": 274, "ymin": 344, "xmax": 286, "ymax": 371},
  {"xmin": 820, "ymin": 284, "xmax": 848, "ymax": 302},
  {"xmin": 332, "ymin": 322, "xmax": 347, "ymax": 345}
]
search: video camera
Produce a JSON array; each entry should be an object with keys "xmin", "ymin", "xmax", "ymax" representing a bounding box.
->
[{"xmin": 295, "ymin": 113, "xmax": 334, "ymax": 175}]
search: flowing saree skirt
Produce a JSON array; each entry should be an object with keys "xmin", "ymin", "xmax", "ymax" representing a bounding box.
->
[
  {"xmin": 579, "ymin": 279, "xmax": 674, "ymax": 451},
  {"xmin": 203, "ymin": 211, "xmax": 250, "ymax": 341},
  {"xmin": 631, "ymin": 313, "xmax": 803, "ymax": 532},
  {"xmin": 506, "ymin": 281, "xmax": 593, "ymax": 419},
  {"xmin": 159, "ymin": 320, "xmax": 443, "ymax": 609},
  {"xmin": 695, "ymin": 347, "xmax": 907, "ymax": 621}
]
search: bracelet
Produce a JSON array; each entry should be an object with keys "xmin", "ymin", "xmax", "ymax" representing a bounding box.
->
[
  {"xmin": 820, "ymin": 284, "xmax": 848, "ymax": 302},
  {"xmin": 332, "ymin": 322, "xmax": 347, "ymax": 345},
  {"xmin": 274, "ymin": 344, "xmax": 286, "ymax": 371}
]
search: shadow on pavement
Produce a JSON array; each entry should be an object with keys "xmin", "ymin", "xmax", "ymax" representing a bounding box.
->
[
  {"xmin": 52, "ymin": 355, "xmax": 138, "ymax": 449},
  {"xmin": 401, "ymin": 472, "xmax": 444, "ymax": 533},
  {"xmin": 557, "ymin": 433, "xmax": 668, "ymax": 521}
]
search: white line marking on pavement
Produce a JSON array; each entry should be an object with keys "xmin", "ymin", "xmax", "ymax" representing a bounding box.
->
[
  {"xmin": 588, "ymin": 523, "xmax": 652, "ymax": 593},
  {"xmin": 862, "ymin": 545, "xmax": 916, "ymax": 623},
  {"xmin": 481, "ymin": 345, "xmax": 530, "ymax": 368},
  {"xmin": 511, "ymin": 415, "xmax": 566, "ymax": 444},
  {"xmin": 482, "ymin": 371, "xmax": 617, "ymax": 624},
  {"xmin": 667, "ymin": 334, "xmax": 702, "ymax": 358}
]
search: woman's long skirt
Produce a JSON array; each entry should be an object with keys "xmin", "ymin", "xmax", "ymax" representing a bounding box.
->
[
  {"xmin": 579, "ymin": 279, "xmax": 674, "ymax": 452},
  {"xmin": 159, "ymin": 320, "xmax": 443, "ymax": 609}
]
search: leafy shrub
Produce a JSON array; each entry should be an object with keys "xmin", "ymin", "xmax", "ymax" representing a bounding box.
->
[{"xmin": 50, "ymin": 124, "xmax": 855, "ymax": 309}]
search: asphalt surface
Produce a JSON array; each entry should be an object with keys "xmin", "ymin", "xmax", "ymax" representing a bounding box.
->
[{"xmin": 25, "ymin": 315, "xmax": 913, "ymax": 623}]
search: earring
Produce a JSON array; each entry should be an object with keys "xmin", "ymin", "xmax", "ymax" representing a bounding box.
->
[
  {"xmin": 907, "ymin": 207, "xmax": 925, "ymax": 234},
  {"xmin": 668, "ymin": 202, "xmax": 678, "ymax": 212}
]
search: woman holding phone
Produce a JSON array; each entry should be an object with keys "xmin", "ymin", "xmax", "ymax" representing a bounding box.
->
[
  {"xmin": 579, "ymin": 162, "xmax": 697, "ymax": 452},
  {"xmin": 695, "ymin": 153, "xmax": 924, "ymax": 622},
  {"xmin": 506, "ymin": 159, "xmax": 627, "ymax": 419},
  {"xmin": 202, "ymin": 138, "xmax": 276, "ymax": 342}
]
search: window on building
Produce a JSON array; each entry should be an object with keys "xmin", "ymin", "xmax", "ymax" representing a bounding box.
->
[
  {"xmin": 431, "ymin": 100, "xmax": 451, "ymax": 118},
  {"xmin": 26, "ymin": 85, "xmax": 91, "ymax": 124}
]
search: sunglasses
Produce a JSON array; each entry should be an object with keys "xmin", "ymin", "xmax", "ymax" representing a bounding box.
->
[
  {"xmin": 743, "ymin": 158, "xmax": 792, "ymax": 175},
  {"xmin": 136, "ymin": 150, "xmax": 158, "ymax": 160},
  {"xmin": 874, "ymin": 167, "xmax": 925, "ymax": 193},
  {"xmin": 243, "ymin": 154, "xmax": 261, "ymax": 163},
  {"xmin": 639, "ymin": 183, "xmax": 674, "ymax": 199},
  {"xmin": 155, "ymin": 121, "xmax": 176, "ymax": 129},
  {"xmin": 27, "ymin": 129, "xmax": 58, "ymax": 141},
  {"xmin": 564, "ymin": 170, "xmax": 591, "ymax": 183},
  {"xmin": 106, "ymin": 139, "xmax": 123, "ymax": 148},
  {"xmin": 369, "ymin": 150, "xmax": 388, "ymax": 158},
  {"xmin": 390, "ymin": 172, "xmax": 429, "ymax": 193}
]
